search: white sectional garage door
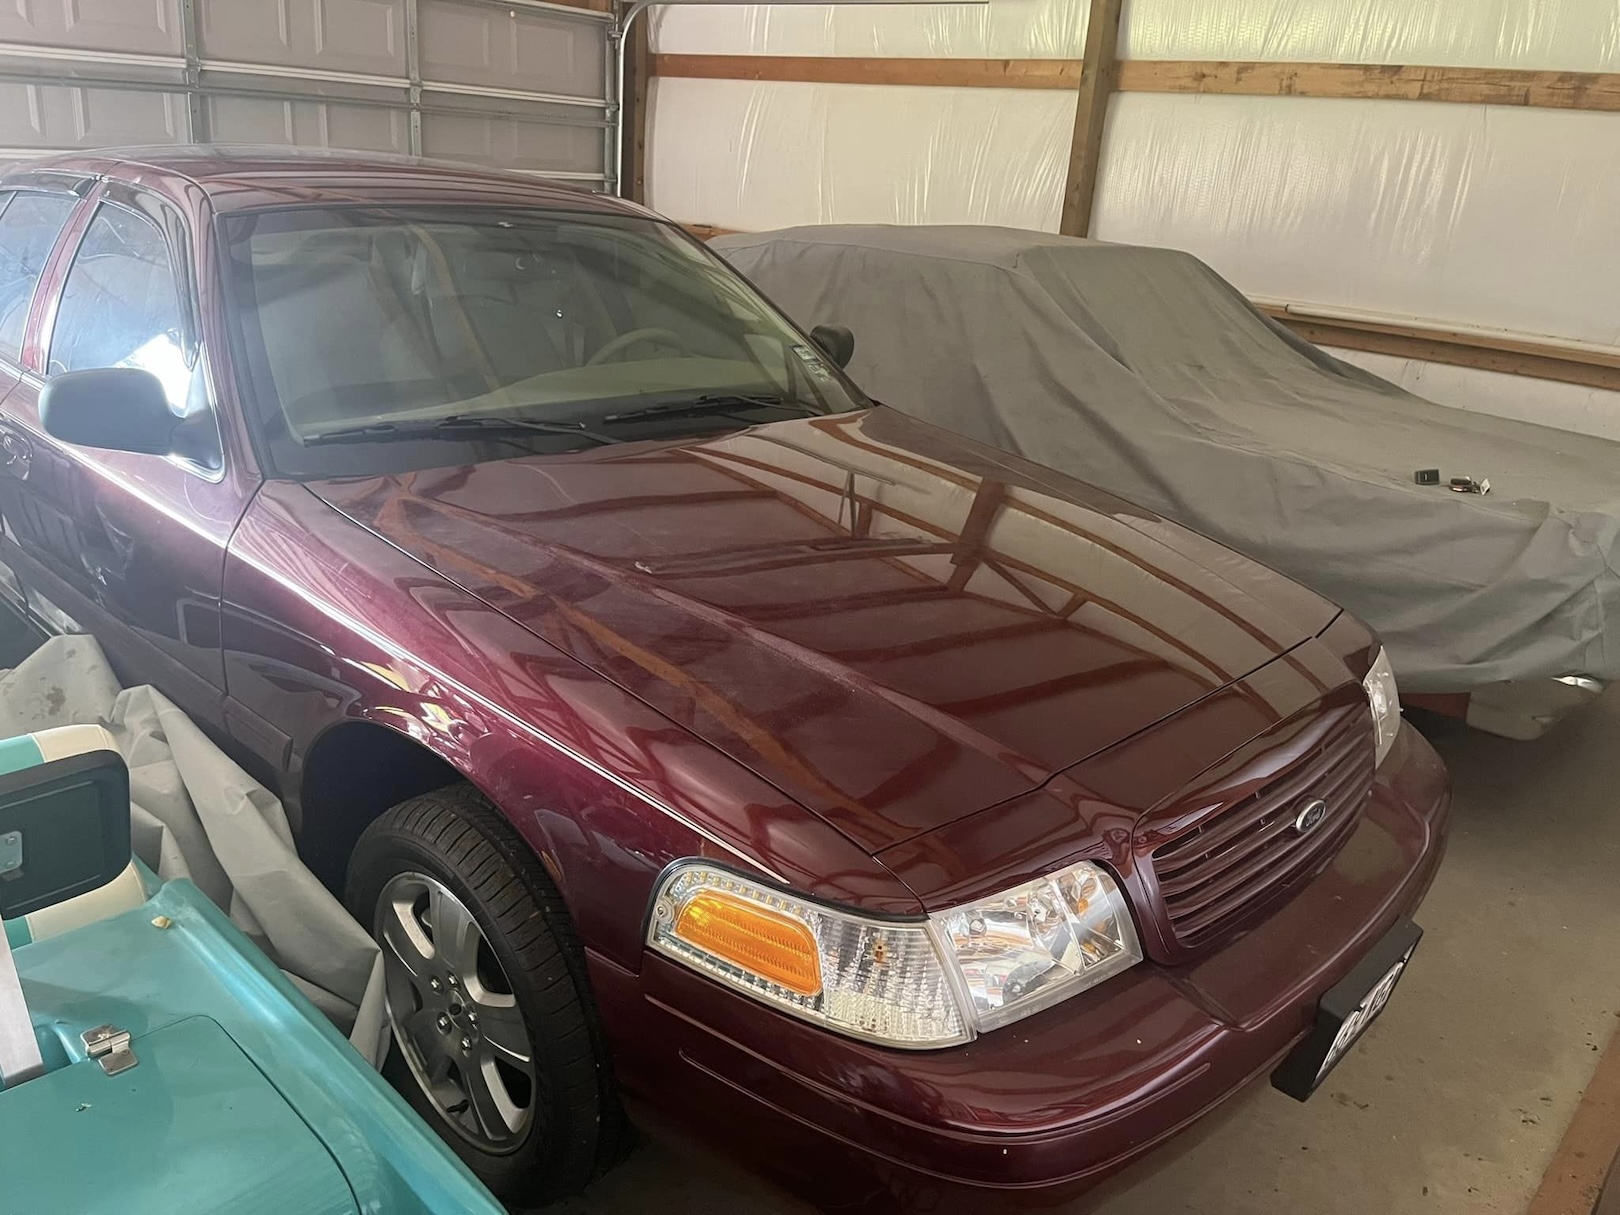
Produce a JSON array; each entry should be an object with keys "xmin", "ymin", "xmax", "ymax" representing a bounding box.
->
[{"xmin": 0, "ymin": 0, "xmax": 613, "ymax": 186}]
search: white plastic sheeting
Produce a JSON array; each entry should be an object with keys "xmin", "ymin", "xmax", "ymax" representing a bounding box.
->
[
  {"xmin": 659, "ymin": 84, "xmax": 1620, "ymax": 349},
  {"xmin": 647, "ymin": 77, "xmax": 1073, "ymax": 230},
  {"xmin": 657, "ymin": 83, "xmax": 1620, "ymax": 343},
  {"xmin": 0, "ymin": 636, "xmax": 388, "ymax": 1066},
  {"xmin": 647, "ymin": 1, "xmax": 1083, "ymax": 57},
  {"xmin": 1121, "ymin": 0, "xmax": 1620, "ymax": 68},
  {"xmin": 650, "ymin": 0, "xmax": 1620, "ymax": 68},
  {"xmin": 1091, "ymin": 93, "xmax": 1620, "ymax": 346}
]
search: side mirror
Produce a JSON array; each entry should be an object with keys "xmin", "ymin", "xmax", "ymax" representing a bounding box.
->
[
  {"xmin": 40, "ymin": 368, "xmax": 180, "ymax": 458},
  {"xmin": 810, "ymin": 324, "xmax": 855, "ymax": 370},
  {"xmin": 0, "ymin": 729, "xmax": 131, "ymax": 921}
]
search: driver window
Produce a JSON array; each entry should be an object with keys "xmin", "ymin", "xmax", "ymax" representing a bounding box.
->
[{"xmin": 49, "ymin": 204, "xmax": 190, "ymax": 411}]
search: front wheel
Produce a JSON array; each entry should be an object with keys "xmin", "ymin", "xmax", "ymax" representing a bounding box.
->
[{"xmin": 345, "ymin": 784, "xmax": 619, "ymax": 1207}]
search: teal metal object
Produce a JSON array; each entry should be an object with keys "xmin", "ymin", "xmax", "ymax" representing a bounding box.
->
[
  {"xmin": 0, "ymin": 735, "xmax": 43, "ymax": 777},
  {"xmin": 6, "ymin": 880, "xmax": 507, "ymax": 1213},
  {"xmin": 5, "ymin": 1017, "xmax": 360, "ymax": 1215},
  {"xmin": 0, "ymin": 727, "xmax": 505, "ymax": 1215}
]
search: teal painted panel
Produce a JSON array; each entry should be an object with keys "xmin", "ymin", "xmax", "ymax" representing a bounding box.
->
[
  {"xmin": 0, "ymin": 734, "xmax": 43, "ymax": 777},
  {"xmin": 10, "ymin": 881, "xmax": 505, "ymax": 1215},
  {"xmin": 2, "ymin": 1017, "xmax": 359, "ymax": 1215}
]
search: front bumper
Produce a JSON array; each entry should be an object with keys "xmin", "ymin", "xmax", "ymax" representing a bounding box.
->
[{"xmin": 590, "ymin": 721, "xmax": 1451, "ymax": 1211}]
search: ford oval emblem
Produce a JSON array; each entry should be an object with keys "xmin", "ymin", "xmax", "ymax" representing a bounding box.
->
[{"xmin": 1294, "ymin": 798, "xmax": 1329, "ymax": 835}]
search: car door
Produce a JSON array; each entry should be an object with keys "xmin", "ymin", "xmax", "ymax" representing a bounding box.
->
[{"xmin": 0, "ymin": 178, "xmax": 259, "ymax": 730}]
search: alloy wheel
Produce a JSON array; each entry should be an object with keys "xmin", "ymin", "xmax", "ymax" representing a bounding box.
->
[{"xmin": 375, "ymin": 870, "xmax": 536, "ymax": 1152}]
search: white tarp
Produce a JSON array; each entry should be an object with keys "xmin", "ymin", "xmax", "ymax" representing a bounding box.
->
[
  {"xmin": 718, "ymin": 224, "xmax": 1620, "ymax": 692},
  {"xmin": 648, "ymin": 76, "xmax": 1074, "ymax": 232},
  {"xmin": 1090, "ymin": 94, "xmax": 1620, "ymax": 347},
  {"xmin": 650, "ymin": 85, "xmax": 1620, "ymax": 346},
  {"xmin": 650, "ymin": 0, "xmax": 1620, "ymax": 66},
  {"xmin": 648, "ymin": 0, "xmax": 1084, "ymax": 57},
  {"xmin": 0, "ymin": 634, "xmax": 387, "ymax": 1065}
]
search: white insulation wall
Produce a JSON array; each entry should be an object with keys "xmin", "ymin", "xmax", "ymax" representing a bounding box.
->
[{"xmin": 645, "ymin": 0, "xmax": 1620, "ymax": 437}]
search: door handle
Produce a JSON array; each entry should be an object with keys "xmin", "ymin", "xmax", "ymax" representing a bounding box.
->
[{"xmin": 0, "ymin": 426, "xmax": 30, "ymax": 480}]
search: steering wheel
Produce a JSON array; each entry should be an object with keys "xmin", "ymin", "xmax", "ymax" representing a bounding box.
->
[{"xmin": 585, "ymin": 327, "xmax": 690, "ymax": 367}]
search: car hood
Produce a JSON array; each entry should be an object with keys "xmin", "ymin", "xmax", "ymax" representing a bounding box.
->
[{"xmin": 308, "ymin": 408, "xmax": 1338, "ymax": 854}]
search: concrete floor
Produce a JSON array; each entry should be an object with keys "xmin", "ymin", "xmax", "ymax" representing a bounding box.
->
[{"xmin": 563, "ymin": 690, "xmax": 1620, "ymax": 1215}]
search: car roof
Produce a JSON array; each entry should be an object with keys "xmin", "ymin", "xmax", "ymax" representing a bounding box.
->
[{"xmin": 0, "ymin": 144, "xmax": 653, "ymax": 220}]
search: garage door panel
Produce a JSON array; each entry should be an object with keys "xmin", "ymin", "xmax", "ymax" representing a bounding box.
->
[
  {"xmin": 0, "ymin": 83, "xmax": 184, "ymax": 149},
  {"xmin": 0, "ymin": 0, "xmax": 180, "ymax": 55},
  {"xmin": 418, "ymin": 0, "xmax": 605, "ymax": 100},
  {"xmin": 208, "ymin": 94, "xmax": 409, "ymax": 153},
  {"xmin": 0, "ymin": 84, "xmax": 47, "ymax": 145},
  {"xmin": 420, "ymin": 110, "xmax": 602, "ymax": 174},
  {"xmin": 199, "ymin": 0, "xmax": 407, "ymax": 78},
  {"xmin": 316, "ymin": 100, "xmax": 410, "ymax": 152},
  {"xmin": 1, "ymin": 0, "xmax": 611, "ymax": 179},
  {"xmin": 68, "ymin": 84, "xmax": 185, "ymax": 145}
]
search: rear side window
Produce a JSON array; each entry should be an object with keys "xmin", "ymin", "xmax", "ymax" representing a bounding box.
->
[
  {"xmin": 49, "ymin": 204, "xmax": 187, "ymax": 408},
  {"xmin": 0, "ymin": 191, "xmax": 78, "ymax": 364}
]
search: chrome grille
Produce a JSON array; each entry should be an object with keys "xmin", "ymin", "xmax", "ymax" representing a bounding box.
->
[{"xmin": 1149, "ymin": 709, "xmax": 1375, "ymax": 950}]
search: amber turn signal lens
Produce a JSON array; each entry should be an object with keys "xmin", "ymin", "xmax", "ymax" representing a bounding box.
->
[{"xmin": 673, "ymin": 889, "xmax": 822, "ymax": 997}]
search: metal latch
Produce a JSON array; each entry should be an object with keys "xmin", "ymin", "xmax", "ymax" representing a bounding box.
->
[
  {"xmin": 81, "ymin": 1024, "xmax": 136, "ymax": 1076},
  {"xmin": 0, "ymin": 830, "xmax": 20, "ymax": 879}
]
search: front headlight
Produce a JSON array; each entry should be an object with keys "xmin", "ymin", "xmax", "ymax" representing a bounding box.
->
[
  {"xmin": 931, "ymin": 863, "xmax": 1141, "ymax": 1031},
  {"xmin": 1364, "ymin": 646, "xmax": 1402, "ymax": 767},
  {"xmin": 647, "ymin": 860, "xmax": 1141, "ymax": 1048}
]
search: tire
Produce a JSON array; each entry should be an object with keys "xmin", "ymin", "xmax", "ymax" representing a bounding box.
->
[{"xmin": 345, "ymin": 783, "xmax": 625, "ymax": 1207}]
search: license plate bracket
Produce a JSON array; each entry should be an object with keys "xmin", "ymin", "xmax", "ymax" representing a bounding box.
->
[{"xmin": 1272, "ymin": 918, "xmax": 1422, "ymax": 1101}]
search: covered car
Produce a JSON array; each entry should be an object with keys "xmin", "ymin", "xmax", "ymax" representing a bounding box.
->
[{"xmin": 715, "ymin": 225, "xmax": 1620, "ymax": 698}]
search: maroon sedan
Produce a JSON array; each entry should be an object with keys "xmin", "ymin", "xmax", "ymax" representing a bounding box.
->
[{"xmin": 0, "ymin": 148, "xmax": 1448, "ymax": 1211}]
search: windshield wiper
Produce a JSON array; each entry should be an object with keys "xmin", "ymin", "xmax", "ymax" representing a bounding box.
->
[
  {"xmin": 303, "ymin": 414, "xmax": 617, "ymax": 448},
  {"xmin": 599, "ymin": 393, "xmax": 820, "ymax": 426}
]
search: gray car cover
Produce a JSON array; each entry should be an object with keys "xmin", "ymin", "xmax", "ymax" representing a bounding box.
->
[{"xmin": 715, "ymin": 225, "xmax": 1620, "ymax": 693}]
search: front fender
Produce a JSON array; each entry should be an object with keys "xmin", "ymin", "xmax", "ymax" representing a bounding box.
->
[{"xmin": 223, "ymin": 481, "xmax": 916, "ymax": 971}]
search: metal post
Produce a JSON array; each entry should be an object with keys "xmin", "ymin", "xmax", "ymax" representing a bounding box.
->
[
  {"xmin": 611, "ymin": 0, "xmax": 653, "ymax": 197},
  {"xmin": 602, "ymin": 19, "xmax": 619, "ymax": 193},
  {"xmin": 405, "ymin": 0, "xmax": 423, "ymax": 156},
  {"xmin": 179, "ymin": 0, "xmax": 208, "ymax": 144}
]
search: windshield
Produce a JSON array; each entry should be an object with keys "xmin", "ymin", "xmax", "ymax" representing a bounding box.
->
[{"xmin": 221, "ymin": 206, "xmax": 868, "ymax": 477}]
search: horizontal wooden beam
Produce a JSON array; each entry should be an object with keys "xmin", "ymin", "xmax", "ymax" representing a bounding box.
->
[
  {"xmin": 652, "ymin": 53, "xmax": 1620, "ymax": 113},
  {"xmin": 650, "ymin": 54, "xmax": 1078, "ymax": 90},
  {"xmin": 1120, "ymin": 60, "xmax": 1620, "ymax": 112},
  {"xmin": 1258, "ymin": 305, "xmax": 1620, "ymax": 392}
]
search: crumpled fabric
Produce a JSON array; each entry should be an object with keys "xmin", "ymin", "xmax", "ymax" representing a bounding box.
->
[
  {"xmin": 0, "ymin": 634, "xmax": 387, "ymax": 1066},
  {"xmin": 718, "ymin": 224, "xmax": 1620, "ymax": 692}
]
